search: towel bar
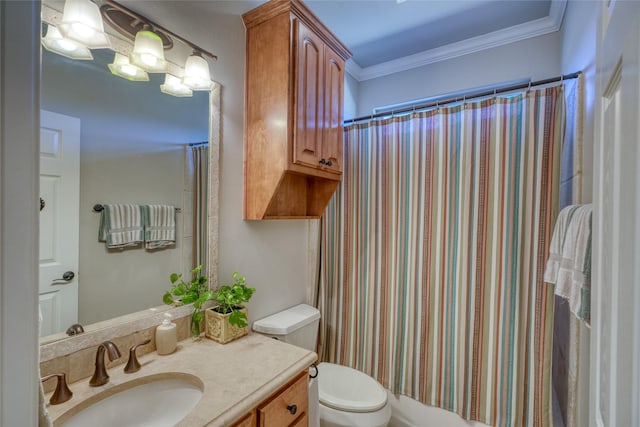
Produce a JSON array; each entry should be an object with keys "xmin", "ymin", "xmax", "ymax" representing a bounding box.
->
[{"xmin": 93, "ymin": 204, "xmax": 181, "ymax": 213}]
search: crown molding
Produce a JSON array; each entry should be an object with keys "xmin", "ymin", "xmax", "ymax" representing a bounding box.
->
[{"xmin": 347, "ymin": 0, "xmax": 567, "ymax": 82}]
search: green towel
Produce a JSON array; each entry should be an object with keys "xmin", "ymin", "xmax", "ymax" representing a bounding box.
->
[
  {"xmin": 143, "ymin": 204, "xmax": 176, "ymax": 249},
  {"xmin": 98, "ymin": 204, "xmax": 145, "ymax": 248}
]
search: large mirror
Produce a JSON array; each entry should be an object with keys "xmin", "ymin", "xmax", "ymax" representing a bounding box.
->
[{"xmin": 39, "ymin": 1, "xmax": 215, "ymax": 343}]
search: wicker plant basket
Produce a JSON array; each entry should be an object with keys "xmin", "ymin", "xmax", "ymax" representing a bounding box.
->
[{"xmin": 204, "ymin": 307, "xmax": 249, "ymax": 344}]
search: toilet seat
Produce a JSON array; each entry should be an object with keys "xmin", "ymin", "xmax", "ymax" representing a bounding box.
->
[{"xmin": 317, "ymin": 362, "xmax": 388, "ymax": 413}]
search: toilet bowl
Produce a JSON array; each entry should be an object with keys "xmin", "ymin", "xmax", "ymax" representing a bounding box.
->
[
  {"xmin": 252, "ymin": 304, "xmax": 391, "ymax": 427},
  {"xmin": 317, "ymin": 362, "xmax": 391, "ymax": 427}
]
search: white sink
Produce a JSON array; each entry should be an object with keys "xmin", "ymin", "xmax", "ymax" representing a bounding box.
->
[{"xmin": 58, "ymin": 373, "xmax": 204, "ymax": 427}]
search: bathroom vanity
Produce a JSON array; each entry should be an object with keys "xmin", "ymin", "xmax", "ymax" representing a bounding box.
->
[{"xmin": 45, "ymin": 333, "xmax": 316, "ymax": 427}]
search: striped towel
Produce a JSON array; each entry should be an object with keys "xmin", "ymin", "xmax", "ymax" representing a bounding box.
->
[
  {"xmin": 544, "ymin": 204, "xmax": 592, "ymax": 323},
  {"xmin": 98, "ymin": 204, "xmax": 145, "ymax": 249},
  {"xmin": 143, "ymin": 204, "xmax": 176, "ymax": 249}
]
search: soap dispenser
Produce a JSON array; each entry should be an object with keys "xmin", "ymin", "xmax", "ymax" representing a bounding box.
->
[{"xmin": 155, "ymin": 313, "xmax": 177, "ymax": 355}]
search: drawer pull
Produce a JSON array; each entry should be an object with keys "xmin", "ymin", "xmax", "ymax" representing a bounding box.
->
[{"xmin": 287, "ymin": 404, "xmax": 297, "ymax": 415}]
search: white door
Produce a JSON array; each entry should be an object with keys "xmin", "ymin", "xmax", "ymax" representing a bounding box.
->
[
  {"xmin": 592, "ymin": 1, "xmax": 640, "ymax": 426},
  {"xmin": 39, "ymin": 110, "xmax": 80, "ymax": 337}
]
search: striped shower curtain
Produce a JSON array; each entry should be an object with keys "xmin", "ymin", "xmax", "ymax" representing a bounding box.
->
[
  {"xmin": 191, "ymin": 144, "xmax": 209, "ymax": 270},
  {"xmin": 319, "ymin": 86, "xmax": 564, "ymax": 427}
]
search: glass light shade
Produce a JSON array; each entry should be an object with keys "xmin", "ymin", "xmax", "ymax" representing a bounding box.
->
[
  {"xmin": 42, "ymin": 25, "xmax": 93, "ymax": 60},
  {"xmin": 181, "ymin": 53, "xmax": 213, "ymax": 91},
  {"xmin": 130, "ymin": 30, "xmax": 168, "ymax": 72},
  {"xmin": 108, "ymin": 53, "xmax": 149, "ymax": 82},
  {"xmin": 58, "ymin": 0, "xmax": 110, "ymax": 48},
  {"xmin": 160, "ymin": 74, "xmax": 193, "ymax": 97}
]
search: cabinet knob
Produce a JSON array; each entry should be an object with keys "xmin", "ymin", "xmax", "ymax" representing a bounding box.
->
[
  {"xmin": 287, "ymin": 404, "xmax": 297, "ymax": 415},
  {"xmin": 319, "ymin": 158, "xmax": 326, "ymax": 165},
  {"xmin": 326, "ymin": 160, "xmax": 333, "ymax": 167}
]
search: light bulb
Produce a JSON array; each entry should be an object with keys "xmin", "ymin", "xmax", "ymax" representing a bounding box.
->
[
  {"xmin": 70, "ymin": 21, "xmax": 95, "ymax": 39},
  {"xmin": 108, "ymin": 53, "xmax": 149, "ymax": 82},
  {"xmin": 160, "ymin": 74, "xmax": 193, "ymax": 97},
  {"xmin": 57, "ymin": 38, "xmax": 78, "ymax": 52},
  {"xmin": 182, "ymin": 52, "xmax": 213, "ymax": 91},
  {"xmin": 120, "ymin": 64, "xmax": 138, "ymax": 77},
  {"xmin": 140, "ymin": 53, "xmax": 158, "ymax": 67},
  {"xmin": 41, "ymin": 25, "xmax": 93, "ymax": 60},
  {"xmin": 58, "ymin": 0, "xmax": 110, "ymax": 48},
  {"xmin": 130, "ymin": 30, "xmax": 167, "ymax": 72}
]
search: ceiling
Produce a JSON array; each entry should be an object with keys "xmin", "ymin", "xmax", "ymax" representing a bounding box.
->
[{"xmin": 211, "ymin": 0, "xmax": 566, "ymax": 81}]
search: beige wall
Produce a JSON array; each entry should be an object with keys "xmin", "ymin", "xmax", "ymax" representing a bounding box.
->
[
  {"xmin": 132, "ymin": 2, "xmax": 311, "ymax": 323},
  {"xmin": 558, "ymin": 2, "xmax": 600, "ymax": 426},
  {"xmin": 78, "ymin": 150, "xmax": 185, "ymax": 324},
  {"xmin": 355, "ymin": 31, "xmax": 562, "ymax": 116},
  {"xmin": 0, "ymin": 2, "xmax": 41, "ymax": 424}
]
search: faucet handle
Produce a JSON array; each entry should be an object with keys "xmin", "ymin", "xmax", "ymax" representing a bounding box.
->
[
  {"xmin": 41, "ymin": 373, "xmax": 73, "ymax": 405},
  {"xmin": 89, "ymin": 341, "xmax": 121, "ymax": 387},
  {"xmin": 124, "ymin": 339, "xmax": 151, "ymax": 373}
]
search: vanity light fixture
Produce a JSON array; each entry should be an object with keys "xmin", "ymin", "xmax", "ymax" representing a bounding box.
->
[
  {"xmin": 182, "ymin": 51, "xmax": 214, "ymax": 91},
  {"xmin": 108, "ymin": 52, "xmax": 149, "ymax": 82},
  {"xmin": 100, "ymin": 0, "xmax": 217, "ymax": 91},
  {"xmin": 130, "ymin": 28, "xmax": 168, "ymax": 72},
  {"xmin": 42, "ymin": 25, "xmax": 94, "ymax": 60},
  {"xmin": 58, "ymin": 0, "xmax": 110, "ymax": 48},
  {"xmin": 160, "ymin": 74, "xmax": 193, "ymax": 97}
]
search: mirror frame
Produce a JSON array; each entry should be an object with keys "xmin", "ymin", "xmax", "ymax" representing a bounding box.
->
[
  {"xmin": 39, "ymin": 83, "xmax": 220, "ymax": 361},
  {"xmin": 38, "ymin": 1, "xmax": 220, "ymax": 357}
]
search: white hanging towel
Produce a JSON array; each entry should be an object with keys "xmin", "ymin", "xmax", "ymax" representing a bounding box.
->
[
  {"xmin": 143, "ymin": 204, "xmax": 176, "ymax": 249},
  {"xmin": 544, "ymin": 204, "xmax": 592, "ymax": 323},
  {"xmin": 98, "ymin": 204, "xmax": 145, "ymax": 248}
]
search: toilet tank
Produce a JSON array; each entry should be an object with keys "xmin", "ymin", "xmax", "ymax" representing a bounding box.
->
[{"xmin": 252, "ymin": 304, "xmax": 320, "ymax": 351}]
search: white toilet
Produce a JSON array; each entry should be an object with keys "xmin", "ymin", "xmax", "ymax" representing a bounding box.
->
[{"xmin": 252, "ymin": 304, "xmax": 392, "ymax": 427}]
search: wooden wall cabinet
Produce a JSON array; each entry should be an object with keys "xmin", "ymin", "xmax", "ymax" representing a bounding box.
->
[
  {"xmin": 242, "ymin": 0, "xmax": 352, "ymax": 219},
  {"xmin": 230, "ymin": 371, "xmax": 309, "ymax": 427}
]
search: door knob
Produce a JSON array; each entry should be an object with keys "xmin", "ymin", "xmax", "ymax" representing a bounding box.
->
[{"xmin": 52, "ymin": 271, "xmax": 75, "ymax": 284}]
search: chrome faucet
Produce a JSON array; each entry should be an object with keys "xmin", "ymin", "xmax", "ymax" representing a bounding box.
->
[{"xmin": 89, "ymin": 341, "xmax": 121, "ymax": 387}]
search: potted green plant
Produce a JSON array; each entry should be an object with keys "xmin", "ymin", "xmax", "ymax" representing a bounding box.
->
[
  {"xmin": 205, "ymin": 271, "xmax": 256, "ymax": 344},
  {"xmin": 163, "ymin": 264, "xmax": 212, "ymax": 338}
]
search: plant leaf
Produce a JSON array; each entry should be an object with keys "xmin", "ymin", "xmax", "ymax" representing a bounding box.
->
[
  {"xmin": 170, "ymin": 273, "xmax": 181, "ymax": 284},
  {"xmin": 192, "ymin": 311, "xmax": 203, "ymax": 324},
  {"xmin": 229, "ymin": 310, "xmax": 248, "ymax": 328},
  {"xmin": 182, "ymin": 293, "xmax": 197, "ymax": 305},
  {"xmin": 162, "ymin": 292, "xmax": 174, "ymax": 305}
]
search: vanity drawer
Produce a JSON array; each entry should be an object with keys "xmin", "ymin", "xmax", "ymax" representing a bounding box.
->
[{"xmin": 258, "ymin": 371, "xmax": 308, "ymax": 427}]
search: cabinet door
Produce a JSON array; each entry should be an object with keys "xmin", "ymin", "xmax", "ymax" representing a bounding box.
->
[
  {"xmin": 293, "ymin": 19, "xmax": 324, "ymax": 170},
  {"xmin": 322, "ymin": 48, "xmax": 344, "ymax": 175}
]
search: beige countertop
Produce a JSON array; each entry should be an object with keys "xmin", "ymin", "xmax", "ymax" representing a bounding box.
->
[{"xmin": 47, "ymin": 332, "xmax": 317, "ymax": 427}]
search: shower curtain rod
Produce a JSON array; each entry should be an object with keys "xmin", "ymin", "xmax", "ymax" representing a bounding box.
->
[{"xmin": 344, "ymin": 71, "xmax": 582, "ymax": 125}]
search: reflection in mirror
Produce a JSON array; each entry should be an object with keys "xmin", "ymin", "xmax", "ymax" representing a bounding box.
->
[{"xmin": 39, "ymin": 25, "xmax": 211, "ymax": 342}]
